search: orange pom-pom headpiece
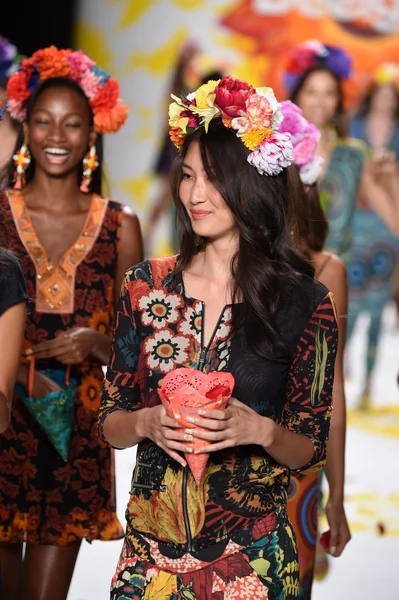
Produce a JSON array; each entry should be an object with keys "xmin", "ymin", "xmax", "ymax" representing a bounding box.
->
[{"xmin": 6, "ymin": 46, "xmax": 128, "ymax": 134}]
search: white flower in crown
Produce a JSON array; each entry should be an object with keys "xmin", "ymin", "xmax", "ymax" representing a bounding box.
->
[
  {"xmin": 247, "ymin": 132, "xmax": 293, "ymax": 176},
  {"xmin": 299, "ymin": 156, "xmax": 324, "ymax": 185}
]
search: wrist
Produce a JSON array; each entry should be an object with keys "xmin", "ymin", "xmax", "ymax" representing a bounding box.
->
[
  {"xmin": 261, "ymin": 417, "xmax": 276, "ymax": 450},
  {"xmin": 134, "ymin": 407, "xmax": 150, "ymax": 440}
]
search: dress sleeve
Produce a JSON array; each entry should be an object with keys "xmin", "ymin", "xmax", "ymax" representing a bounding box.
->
[
  {"xmin": 98, "ymin": 271, "xmax": 141, "ymax": 443},
  {"xmin": 282, "ymin": 292, "xmax": 338, "ymax": 474},
  {"xmin": 0, "ymin": 253, "xmax": 27, "ymax": 317}
]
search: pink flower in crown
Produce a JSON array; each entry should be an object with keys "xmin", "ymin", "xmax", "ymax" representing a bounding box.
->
[
  {"xmin": 232, "ymin": 93, "xmax": 274, "ymax": 134},
  {"xmin": 293, "ymin": 124, "xmax": 319, "ymax": 166},
  {"xmin": 7, "ymin": 98, "xmax": 26, "ymax": 122},
  {"xmin": 279, "ymin": 101, "xmax": 307, "ymax": 140},
  {"xmin": 79, "ymin": 70, "xmax": 102, "ymax": 100},
  {"xmin": 66, "ymin": 50, "xmax": 95, "ymax": 77},
  {"xmin": 247, "ymin": 132, "xmax": 292, "ymax": 176}
]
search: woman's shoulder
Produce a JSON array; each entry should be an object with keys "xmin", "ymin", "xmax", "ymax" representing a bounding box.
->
[{"xmin": 124, "ymin": 255, "xmax": 179, "ymax": 288}]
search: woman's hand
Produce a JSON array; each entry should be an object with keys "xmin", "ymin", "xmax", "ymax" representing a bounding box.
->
[
  {"xmin": 31, "ymin": 371, "xmax": 62, "ymax": 399},
  {"xmin": 325, "ymin": 499, "xmax": 351, "ymax": 557},
  {"xmin": 139, "ymin": 405, "xmax": 193, "ymax": 468},
  {"xmin": 186, "ymin": 397, "xmax": 268, "ymax": 453},
  {"xmin": 25, "ymin": 328, "xmax": 101, "ymax": 365}
]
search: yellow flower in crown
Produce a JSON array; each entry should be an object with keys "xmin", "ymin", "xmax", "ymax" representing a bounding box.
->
[
  {"xmin": 190, "ymin": 79, "xmax": 220, "ymax": 131},
  {"xmin": 168, "ymin": 101, "xmax": 189, "ymax": 135}
]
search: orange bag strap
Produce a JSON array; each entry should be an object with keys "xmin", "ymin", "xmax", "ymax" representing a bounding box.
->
[{"xmin": 28, "ymin": 358, "xmax": 71, "ymax": 398}]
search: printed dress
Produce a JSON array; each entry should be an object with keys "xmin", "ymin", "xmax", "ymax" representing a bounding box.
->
[
  {"xmin": 99, "ymin": 256, "xmax": 338, "ymax": 599},
  {"xmin": 0, "ymin": 189, "xmax": 124, "ymax": 546},
  {"xmin": 347, "ymin": 115, "xmax": 399, "ymax": 379}
]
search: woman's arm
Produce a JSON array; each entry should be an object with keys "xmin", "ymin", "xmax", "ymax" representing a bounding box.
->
[
  {"xmin": 265, "ymin": 293, "xmax": 338, "ymax": 472},
  {"xmin": 319, "ymin": 256, "xmax": 347, "ymax": 504},
  {"xmin": 0, "ymin": 301, "xmax": 26, "ymax": 431}
]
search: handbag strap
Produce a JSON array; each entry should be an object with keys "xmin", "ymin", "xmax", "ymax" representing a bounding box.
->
[{"xmin": 28, "ymin": 357, "xmax": 71, "ymax": 397}]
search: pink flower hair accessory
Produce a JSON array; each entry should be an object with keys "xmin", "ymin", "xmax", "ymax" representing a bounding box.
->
[
  {"xmin": 169, "ymin": 76, "xmax": 293, "ymax": 177},
  {"xmin": 283, "ymin": 40, "xmax": 352, "ymax": 95},
  {"xmin": 279, "ymin": 100, "xmax": 323, "ymax": 185}
]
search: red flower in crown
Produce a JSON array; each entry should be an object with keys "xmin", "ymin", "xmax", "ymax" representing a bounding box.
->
[
  {"xmin": 91, "ymin": 77, "xmax": 119, "ymax": 111},
  {"xmin": 286, "ymin": 46, "xmax": 317, "ymax": 75},
  {"xmin": 214, "ymin": 76, "xmax": 254, "ymax": 119}
]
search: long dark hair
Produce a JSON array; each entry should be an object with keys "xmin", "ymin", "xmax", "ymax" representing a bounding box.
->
[
  {"xmin": 290, "ymin": 65, "xmax": 347, "ymax": 139},
  {"xmin": 357, "ymin": 82, "xmax": 399, "ymax": 120},
  {"xmin": 288, "ymin": 165, "xmax": 329, "ymax": 259},
  {"xmin": 7, "ymin": 78, "xmax": 103, "ymax": 195},
  {"xmin": 171, "ymin": 120, "xmax": 315, "ymax": 356}
]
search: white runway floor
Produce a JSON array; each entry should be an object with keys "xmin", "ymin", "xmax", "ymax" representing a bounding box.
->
[{"xmin": 68, "ymin": 304, "xmax": 399, "ymax": 600}]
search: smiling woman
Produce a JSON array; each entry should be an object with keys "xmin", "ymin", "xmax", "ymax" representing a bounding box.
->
[{"xmin": 0, "ymin": 47, "xmax": 143, "ymax": 600}]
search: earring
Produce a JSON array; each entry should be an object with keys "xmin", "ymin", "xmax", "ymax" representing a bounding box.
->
[
  {"xmin": 80, "ymin": 145, "xmax": 99, "ymax": 193},
  {"xmin": 13, "ymin": 142, "xmax": 31, "ymax": 189}
]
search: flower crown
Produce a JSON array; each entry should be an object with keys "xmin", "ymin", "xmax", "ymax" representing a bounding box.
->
[
  {"xmin": 279, "ymin": 101, "xmax": 323, "ymax": 186},
  {"xmin": 0, "ymin": 35, "xmax": 23, "ymax": 80},
  {"xmin": 283, "ymin": 40, "xmax": 352, "ymax": 94},
  {"xmin": 169, "ymin": 76, "xmax": 292, "ymax": 176},
  {"xmin": 6, "ymin": 46, "xmax": 128, "ymax": 134},
  {"xmin": 374, "ymin": 62, "xmax": 399, "ymax": 88}
]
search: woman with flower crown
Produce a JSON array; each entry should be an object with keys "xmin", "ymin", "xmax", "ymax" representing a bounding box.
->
[
  {"xmin": 279, "ymin": 100, "xmax": 351, "ymax": 597},
  {"xmin": 347, "ymin": 63, "xmax": 399, "ymax": 409},
  {"xmin": 283, "ymin": 40, "xmax": 366, "ymax": 264},
  {"xmin": 0, "ymin": 47, "xmax": 143, "ymax": 600},
  {"xmin": 99, "ymin": 76, "xmax": 338, "ymax": 599}
]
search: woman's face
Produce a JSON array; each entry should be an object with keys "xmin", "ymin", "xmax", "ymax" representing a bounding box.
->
[
  {"xmin": 179, "ymin": 142, "xmax": 237, "ymax": 243},
  {"xmin": 296, "ymin": 70, "xmax": 340, "ymax": 129},
  {"xmin": 25, "ymin": 85, "xmax": 95, "ymax": 179},
  {"xmin": 370, "ymin": 84, "xmax": 398, "ymax": 114}
]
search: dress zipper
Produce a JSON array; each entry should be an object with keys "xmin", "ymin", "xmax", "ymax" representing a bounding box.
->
[
  {"xmin": 181, "ymin": 302, "xmax": 227, "ymax": 552},
  {"xmin": 182, "ymin": 466, "xmax": 194, "ymax": 552}
]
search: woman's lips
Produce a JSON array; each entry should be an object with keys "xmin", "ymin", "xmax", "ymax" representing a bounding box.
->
[{"xmin": 190, "ymin": 209, "xmax": 212, "ymax": 220}]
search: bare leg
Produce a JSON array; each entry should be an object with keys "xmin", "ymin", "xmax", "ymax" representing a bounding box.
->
[
  {"xmin": 19, "ymin": 541, "xmax": 82, "ymax": 600},
  {"xmin": 0, "ymin": 542, "xmax": 23, "ymax": 600}
]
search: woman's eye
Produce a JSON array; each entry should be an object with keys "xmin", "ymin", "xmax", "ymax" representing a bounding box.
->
[
  {"xmin": 182, "ymin": 172, "xmax": 192, "ymax": 180},
  {"xmin": 35, "ymin": 119, "xmax": 49, "ymax": 125},
  {"xmin": 66, "ymin": 123, "xmax": 81, "ymax": 128}
]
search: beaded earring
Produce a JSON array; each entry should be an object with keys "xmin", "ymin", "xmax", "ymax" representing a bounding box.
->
[
  {"xmin": 13, "ymin": 141, "xmax": 31, "ymax": 189},
  {"xmin": 80, "ymin": 145, "xmax": 99, "ymax": 193}
]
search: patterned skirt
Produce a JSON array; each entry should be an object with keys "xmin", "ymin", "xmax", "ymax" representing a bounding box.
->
[
  {"xmin": 286, "ymin": 473, "xmax": 319, "ymax": 600},
  {"xmin": 110, "ymin": 511, "xmax": 299, "ymax": 599}
]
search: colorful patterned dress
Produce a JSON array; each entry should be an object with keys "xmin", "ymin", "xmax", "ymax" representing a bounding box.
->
[
  {"xmin": 321, "ymin": 138, "xmax": 366, "ymax": 264},
  {"xmin": 347, "ymin": 115, "xmax": 399, "ymax": 379},
  {"xmin": 99, "ymin": 256, "xmax": 338, "ymax": 599},
  {"xmin": 0, "ymin": 189, "xmax": 124, "ymax": 546}
]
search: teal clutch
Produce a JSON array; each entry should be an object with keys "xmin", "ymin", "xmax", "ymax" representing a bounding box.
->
[{"xmin": 16, "ymin": 361, "xmax": 76, "ymax": 462}]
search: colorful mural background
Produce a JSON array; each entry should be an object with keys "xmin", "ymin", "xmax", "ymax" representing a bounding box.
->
[{"xmin": 75, "ymin": 0, "xmax": 399, "ymax": 253}]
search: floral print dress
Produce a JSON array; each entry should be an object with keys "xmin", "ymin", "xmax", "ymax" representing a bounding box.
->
[
  {"xmin": 99, "ymin": 256, "xmax": 338, "ymax": 599},
  {"xmin": 0, "ymin": 189, "xmax": 124, "ymax": 545}
]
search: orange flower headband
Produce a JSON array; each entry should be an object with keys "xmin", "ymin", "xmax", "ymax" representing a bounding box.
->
[{"xmin": 6, "ymin": 46, "xmax": 128, "ymax": 134}]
